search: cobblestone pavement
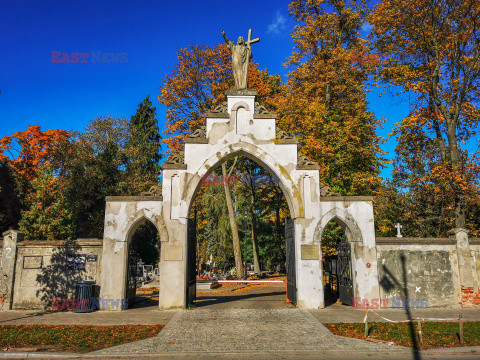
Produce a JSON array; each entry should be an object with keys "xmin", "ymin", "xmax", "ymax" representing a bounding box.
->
[
  {"xmin": 91, "ymin": 308, "xmax": 407, "ymax": 356},
  {"xmin": 195, "ymin": 281, "xmax": 292, "ymax": 309}
]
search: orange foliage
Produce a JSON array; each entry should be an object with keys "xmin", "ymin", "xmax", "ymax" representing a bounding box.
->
[
  {"xmin": 0, "ymin": 125, "xmax": 69, "ymax": 185},
  {"xmin": 369, "ymin": 0, "xmax": 480, "ymax": 229},
  {"xmin": 275, "ymin": 0, "xmax": 385, "ymax": 195}
]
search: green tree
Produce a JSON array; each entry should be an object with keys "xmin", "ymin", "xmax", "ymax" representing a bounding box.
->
[
  {"xmin": 19, "ymin": 166, "xmax": 74, "ymax": 240},
  {"xmin": 193, "ymin": 177, "xmax": 234, "ymax": 267},
  {"xmin": 123, "ymin": 96, "xmax": 162, "ymax": 195},
  {"xmin": 0, "ymin": 162, "xmax": 21, "ymax": 233},
  {"xmin": 53, "ymin": 117, "xmax": 125, "ymax": 238}
]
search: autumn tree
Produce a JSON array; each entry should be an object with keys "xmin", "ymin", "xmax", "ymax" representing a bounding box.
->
[
  {"xmin": 369, "ymin": 0, "xmax": 480, "ymax": 230},
  {"xmin": 123, "ymin": 96, "xmax": 162, "ymax": 195},
  {"xmin": 278, "ymin": 0, "xmax": 385, "ymax": 196},
  {"xmin": 0, "ymin": 125, "xmax": 69, "ymax": 199},
  {"xmin": 158, "ymin": 44, "xmax": 232, "ymax": 154},
  {"xmin": 19, "ymin": 166, "xmax": 74, "ymax": 241},
  {"xmin": 79, "ymin": 116, "xmax": 129, "ymax": 156}
]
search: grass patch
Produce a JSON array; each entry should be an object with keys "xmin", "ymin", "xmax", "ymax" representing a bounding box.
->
[
  {"xmin": 0, "ymin": 325, "xmax": 164, "ymax": 353},
  {"xmin": 325, "ymin": 322, "xmax": 480, "ymax": 349}
]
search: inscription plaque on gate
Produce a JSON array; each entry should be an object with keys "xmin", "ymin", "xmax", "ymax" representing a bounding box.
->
[
  {"xmin": 301, "ymin": 245, "xmax": 319, "ymax": 260},
  {"xmin": 164, "ymin": 245, "xmax": 183, "ymax": 261}
]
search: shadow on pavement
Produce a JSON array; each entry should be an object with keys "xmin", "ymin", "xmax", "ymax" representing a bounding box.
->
[{"xmin": 194, "ymin": 290, "xmax": 286, "ymax": 307}]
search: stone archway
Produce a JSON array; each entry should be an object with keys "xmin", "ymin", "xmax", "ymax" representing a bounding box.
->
[
  {"xmin": 99, "ymin": 89, "xmax": 380, "ymax": 310},
  {"xmin": 183, "ymin": 149, "xmax": 300, "ymax": 306}
]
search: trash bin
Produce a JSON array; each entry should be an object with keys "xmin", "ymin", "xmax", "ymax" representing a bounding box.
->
[{"xmin": 73, "ymin": 280, "xmax": 94, "ymax": 313}]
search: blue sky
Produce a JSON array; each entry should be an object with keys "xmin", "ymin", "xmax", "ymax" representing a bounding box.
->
[{"xmin": 0, "ymin": 0, "xmax": 408, "ymax": 178}]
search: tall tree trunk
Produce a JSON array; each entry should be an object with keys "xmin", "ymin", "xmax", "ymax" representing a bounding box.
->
[
  {"xmin": 274, "ymin": 187, "xmax": 284, "ymax": 269},
  {"xmin": 446, "ymin": 123, "xmax": 466, "ymax": 228},
  {"xmin": 431, "ymin": 43, "xmax": 466, "ymax": 229},
  {"xmin": 221, "ymin": 162, "xmax": 243, "ymax": 278},
  {"xmin": 250, "ymin": 206, "xmax": 261, "ymax": 274},
  {"xmin": 246, "ymin": 164, "xmax": 261, "ymax": 274}
]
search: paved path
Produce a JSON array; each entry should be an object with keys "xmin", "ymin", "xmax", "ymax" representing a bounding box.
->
[
  {"xmin": 1, "ymin": 279, "xmax": 480, "ymax": 325},
  {"xmin": 91, "ymin": 308, "xmax": 407, "ymax": 356},
  {"xmin": 310, "ymin": 303, "xmax": 480, "ymax": 323},
  {"xmin": 0, "ymin": 306, "xmax": 174, "ymax": 325},
  {"xmin": 195, "ymin": 281, "xmax": 292, "ymax": 309}
]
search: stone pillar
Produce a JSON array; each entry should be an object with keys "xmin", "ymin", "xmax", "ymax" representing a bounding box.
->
[
  {"xmin": 295, "ymin": 218, "xmax": 324, "ymax": 309},
  {"xmin": 449, "ymin": 228, "xmax": 477, "ymax": 306},
  {"xmin": 158, "ymin": 241, "xmax": 186, "ymax": 310},
  {"xmin": 1, "ymin": 230, "xmax": 23, "ymax": 310},
  {"xmin": 99, "ymin": 236, "xmax": 128, "ymax": 310}
]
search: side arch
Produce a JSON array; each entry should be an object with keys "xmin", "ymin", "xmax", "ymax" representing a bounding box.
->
[
  {"xmin": 123, "ymin": 209, "xmax": 169, "ymax": 244},
  {"xmin": 314, "ymin": 207, "xmax": 363, "ymax": 244},
  {"xmin": 182, "ymin": 142, "xmax": 303, "ymax": 219}
]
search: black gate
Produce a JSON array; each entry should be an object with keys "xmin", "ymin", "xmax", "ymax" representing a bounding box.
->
[
  {"xmin": 186, "ymin": 218, "xmax": 197, "ymax": 307},
  {"xmin": 336, "ymin": 234, "xmax": 353, "ymax": 305},
  {"xmin": 126, "ymin": 243, "xmax": 139, "ymax": 307},
  {"xmin": 285, "ymin": 218, "xmax": 296, "ymax": 305}
]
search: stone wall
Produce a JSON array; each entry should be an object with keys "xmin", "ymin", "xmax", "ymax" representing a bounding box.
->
[
  {"xmin": 375, "ymin": 232, "xmax": 479, "ymax": 308},
  {"xmin": 1, "ymin": 232, "xmax": 103, "ymax": 310},
  {"xmin": 376, "ymin": 238, "xmax": 458, "ymax": 308},
  {"xmin": 468, "ymin": 238, "xmax": 480, "ymax": 306}
]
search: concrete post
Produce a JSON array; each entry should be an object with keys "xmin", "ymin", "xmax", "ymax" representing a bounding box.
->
[
  {"xmin": 295, "ymin": 218, "xmax": 324, "ymax": 309},
  {"xmin": 449, "ymin": 228, "xmax": 476, "ymax": 306},
  {"xmin": 99, "ymin": 237, "xmax": 128, "ymax": 310},
  {"xmin": 1, "ymin": 230, "xmax": 23, "ymax": 310}
]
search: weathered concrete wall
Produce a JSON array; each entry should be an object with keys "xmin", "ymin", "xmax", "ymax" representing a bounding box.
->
[
  {"xmin": 0, "ymin": 235, "xmax": 103, "ymax": 310},
  {"xmin": 468, "ymin": 239, "xmax": 480, "ymax": 306},
  {"xmin": 374, "ymin": 231, "xmax": 480, "ymax": 309},
  {"xmin": 376, "ymin": 240, "xmax": 457, "ymax": 307}
]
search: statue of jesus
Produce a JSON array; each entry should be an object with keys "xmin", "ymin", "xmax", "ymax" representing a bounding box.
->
[{"xmin": 221, "ymin": 29, "xmax": 260, "ymax": 89}]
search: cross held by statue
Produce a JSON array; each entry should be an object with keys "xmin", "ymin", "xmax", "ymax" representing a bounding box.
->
[{"xmin": 246, "ymin": 29, "xmax": 260, "ymax": 47}]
